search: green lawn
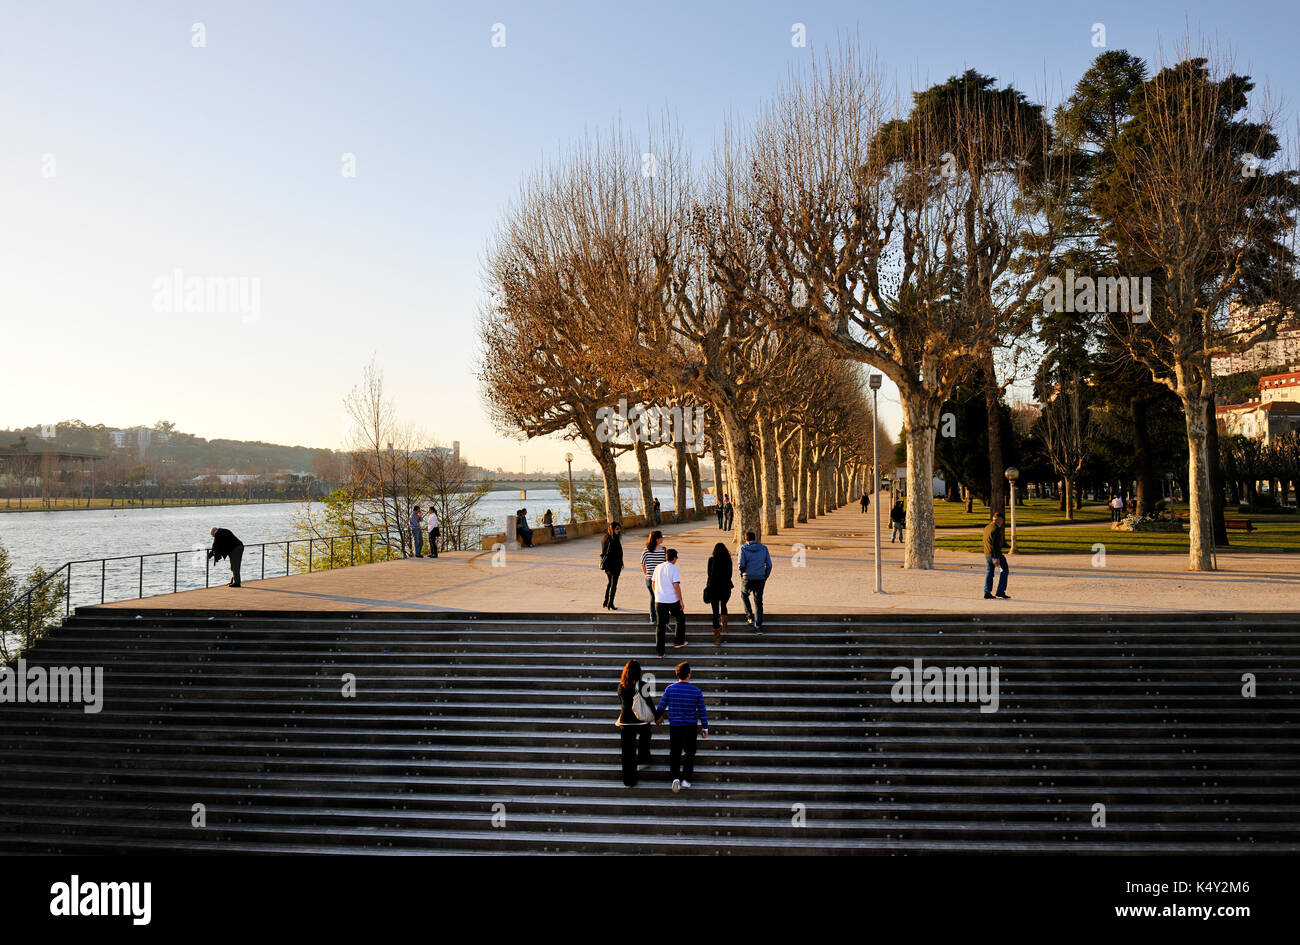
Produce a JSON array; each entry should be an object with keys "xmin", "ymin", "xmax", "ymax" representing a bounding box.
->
[
  {"xmin": 930, "ymin": 499, "xmax": 1113, "ymax": 529},
  {"xmin": 935, "ymin": 519, "xmax": 1300, "ymax": 554}
]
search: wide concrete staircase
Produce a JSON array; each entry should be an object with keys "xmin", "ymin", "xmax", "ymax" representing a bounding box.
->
[{"xmin": 0, "ymin": 609, "xmax": 1296, "ymax": 853}]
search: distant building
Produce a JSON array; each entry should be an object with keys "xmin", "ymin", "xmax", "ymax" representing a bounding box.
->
[
  {"xmin": 1216, "ymin": 372, "xmax": 1300, "ymax": 443},
  {"xmin": 1211, "ymin": 304, "xmax": 1300, "ymax": 376},
  {"xmin": 110, "ymin": 426, "xmax": 168, "ymax": 450}
]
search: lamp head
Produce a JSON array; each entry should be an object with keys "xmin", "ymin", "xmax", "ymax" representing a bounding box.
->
[{"xmin": 1004, "ymin": 467, "xmax": 1020, "ymax": 482}]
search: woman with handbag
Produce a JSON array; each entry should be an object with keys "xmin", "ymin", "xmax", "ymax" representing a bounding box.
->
[
  {"xmin": 616, "ymin": 660, "xmax": 654, "ymax": 786},
  {"xmin": 704, "ymin": 542, "xmax": 733, "ymax": 646},
  {"xmin": 600, "ymin": 522, "xmax": 624, "ymax": 610}
]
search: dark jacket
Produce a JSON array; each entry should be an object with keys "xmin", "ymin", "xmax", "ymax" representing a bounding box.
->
[
  {"xmin": 982, "ymin": 521, "xmax": 1006, "ymax": 557},
  {"xmin": 208, "ymin": 528, "xmax": 243, "ymax": 563},
  {"xmin": 617, "ymin": 680, "xmax": 651, "ymax": 727},
  {"xmin": 705, "ymin": 553, "xmax": 733, "ymax": 601},
  {"xmin": 738, "ymin": 541, "xmax": 772, "ymax": 580},
  {"xmin": 889, "ymin": 503, "xmax": 906, "ymax": 525},
  {"xmin": 600, "ymin": 534, "xmax": 624, "ymax": 572}
]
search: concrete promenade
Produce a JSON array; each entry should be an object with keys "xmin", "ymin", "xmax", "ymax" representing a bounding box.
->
[{"xmin": 104, "ymin": 504, "xmax": 1300, "ymax": 614}]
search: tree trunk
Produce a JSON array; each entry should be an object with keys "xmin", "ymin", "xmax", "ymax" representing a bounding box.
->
[
  {"xmin": 964, "ymin": 485, "xmax": 973, "ymax": 513},
  {"xmin": 1181, "ymin": 392, "xmax": 1216, "ymax": 571},
  {"xmin": 1204, "ymin": 397, "xmax": 1228, "ymax": 545},
  {"xmin": 779, "ymin": 436, "xmax": 797, "ymax": 529},
  {"xmin": 984, "ymin": 357, "xmax": 1006, "ymax": 515},
  {"xmin": 901, "ymin": 391, "xmax": 941, "ymax": 570},
  {"xmin": 719, "ymin": 410, "xmax": 762, "ymax": 543},
  {"xmin": 635, "ymin": 441, "xmax": 654, "ymax": 520},
  {"xmin": 710, "ymin": 441, "xmax": 724, "ymax": 510},
  {"xmin": 1064, "ymin": 478, "xmax": 1074, "ymax": 522},
  {"xmin": 758, "ymin": 411, "xmax": 780, "ymax": 535},
  {"xmin": 1131, "ymin": 396, "xmax": 1159, "ymax": 516},
  {"xmin": 686, "ymin": 450, "xmax": 704, "ymax": 518},
  {"xmin": 673, "ymin": 441, "xmax": 688, "ymax": 523},
  {"xmin": 800, "ymin": 432, "xmax": 814, "ymax": 521}
]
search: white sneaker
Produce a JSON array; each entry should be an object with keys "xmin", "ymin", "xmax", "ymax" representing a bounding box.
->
[
  {"xmin": 671, "ymin": 779, "xmax": 681, "ymax": 792},
  {"xmin": 681, "ymin": 780, "xmax": 692, "ymax": 790}
]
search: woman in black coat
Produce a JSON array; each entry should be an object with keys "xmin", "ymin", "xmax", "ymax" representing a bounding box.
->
[
  {"xmin": 600, "ymin": 522, "xmax": 624, "ymax": 610},
  {"xmin": 616, "ymin": 660, "xmax": 653, "ymax": 786},
  {"xmin": 704, "ymin": 541, "xmax": 733, "ymax": 646}
]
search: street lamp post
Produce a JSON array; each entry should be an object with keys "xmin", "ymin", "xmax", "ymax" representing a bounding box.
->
[
  {"xmin": 1004, "ymin": 467, "xmax": 1020, "ymax": 553},
  {"xmin": 869, "ymin": 373, "xmax": 883, "ymax": 593},
  {"xmin": 564, "ymin": 452, "xmax": 575, "ymax": 525}
]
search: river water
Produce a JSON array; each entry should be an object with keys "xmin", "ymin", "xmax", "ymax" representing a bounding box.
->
[{"xmin": 0, "ymin": 485, "xmax": 686, "ymax": 608}]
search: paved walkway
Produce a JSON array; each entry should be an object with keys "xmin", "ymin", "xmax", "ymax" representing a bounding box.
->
[{"xmin": 103, "ymin": 504, "xmax": 1300, "ymax": 614}]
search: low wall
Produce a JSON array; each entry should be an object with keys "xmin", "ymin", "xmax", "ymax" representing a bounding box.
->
[{"xmin": 480, "ymin": 507, "xmax": 716, "ymax": 551}]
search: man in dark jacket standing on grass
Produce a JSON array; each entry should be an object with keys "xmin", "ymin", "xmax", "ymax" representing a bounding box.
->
[
  {"xmin": 208, "ymin": 527, "xmax": 245, "ymax": 588},
  {"xmin": 982, "ymin": 512, "xmax": 1010, "ymax": 600}
]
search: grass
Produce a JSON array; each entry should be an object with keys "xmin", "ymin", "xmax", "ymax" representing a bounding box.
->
[
  {"xmin": 935, "ymin": 518, "xmax": 1300, "ymax": 554},
  {"xmin": 930, "ymin": 499, "xmax": 1113, "ymax": 529}
]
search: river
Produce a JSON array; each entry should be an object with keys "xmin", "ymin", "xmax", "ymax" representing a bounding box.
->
[{"xmin": 0, "ymin": 485, "xmax": 688, "ymax": 607}]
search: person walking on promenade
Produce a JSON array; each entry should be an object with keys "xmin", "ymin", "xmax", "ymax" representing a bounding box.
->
[
  {"xmin": 704, "ymin": 541, "xmax": 733, "ymax": 646},
  {"xmin": 409, "ymin": 505, "xmax": 425, "ymax": 558},
  {"xmin": 653, "ymin": 548, "xmax": 686, "ymax": 657},
  {"xmin": 889, "ymin": 500, "xmax": 905, "ymax": 543},
  {"xmin": 716, "ymin": 495, "xmax": 727, "ymax": 529},
  {"xmin": 722, "ymin": 495, "xmax": 734, "ymax": 531},
  {"xmin": 655, "ymin": 661, "xmax": 708, "ymax": 792},
  {"xmin": 426, "ymin": 505, "xmax": 440, "ymax": 558},
  {"xmin": 616, "ymin": 659, "xmax": 654, "ymax": 786},
  {"xmin": 860, "ymin": 491, "xmax": 870, "ymax": 513},
  {"xmin": 516, "ymin": 509, "xmax": 534, "ymax": 548},
  {"xmin": 600, "ymin": 522, "xmax": 624, "ymax": 610},
  {"xmin": 738, "ymin": 530, "xmax": 772, "ymax": 633},
  {"xmin": 982, "ymin": 511, "xmax": 1010, "ymax": 600},
  {"xmin": 641, "ymin": 530, "xmax": 666, "ymax": 626},
  {"xmin": 208, "ymin": 527, "xmax": 245, "ymax": 588},
  {"xmin": 652, "ymin": 497, "xmax": 662, "ymax": 526},
  {"xmin": 1110, "ymin": 494, "xmax": 1123, "ymax": 522}
]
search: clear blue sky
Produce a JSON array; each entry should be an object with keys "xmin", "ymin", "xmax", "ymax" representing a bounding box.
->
[{"xmin": 2, "ymin": 0, "xmax": 1296, "ymax": 473}]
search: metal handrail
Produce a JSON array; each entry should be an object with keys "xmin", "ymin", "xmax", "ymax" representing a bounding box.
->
[{"xmin": 0, "ymin": 529, "xmax": 399, "ymax": 655}]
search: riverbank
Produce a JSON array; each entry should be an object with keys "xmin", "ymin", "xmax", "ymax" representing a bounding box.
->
[{"xmin": 1, "ymin": 496, "xmax": 306, "ymax": 513}]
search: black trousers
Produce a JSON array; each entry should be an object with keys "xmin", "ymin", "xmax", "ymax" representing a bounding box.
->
[
  {"xmin": 716, "ymin": 509, "xmax": 724, "ymax": 529},
  {"xmin": 668, "ymin": 724, "xmax": 698, "ymax": 780},
  {"xmin": 619, "ymin": 725, "xmax": 652, "ymax": 786},
  {"xmin": 741, "ymin": 576, "xmax": 765, "ymax": 628},
  {"xmin": 227, "ymin": 545, "xmax": 244, "ymax": 587},
  {"xmin": 428, "ymin": 528, "xmax": 440, "ymax": 557},
  {"xmin": 603, "ymin": 569, "xmax": 620, "ymax": 607},
  {"xmin": 655, "ymin": 600, "xmax": 685, "ymax": 654},
  {"xmin": 645, "ymin": 577, "xmax": 657, "ymax": 624},
  {"xmin": 709, "ymin": 591, "xmax": 730, "ymax": 627}
]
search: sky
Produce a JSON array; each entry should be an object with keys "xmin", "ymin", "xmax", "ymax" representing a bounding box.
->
[{"xmin": 2, "ymin": 0, "xmax": 1297, "ymax": 474}]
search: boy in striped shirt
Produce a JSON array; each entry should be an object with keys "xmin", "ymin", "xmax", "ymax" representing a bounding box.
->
[{"xmin": 655, "ymin": 661, "xmax": 709, "ymax": 791}]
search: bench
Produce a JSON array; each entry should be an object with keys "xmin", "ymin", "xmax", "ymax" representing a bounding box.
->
[{"xmin": 1224, "ymin": 518, "xmax": 1255, "ymax": 532}]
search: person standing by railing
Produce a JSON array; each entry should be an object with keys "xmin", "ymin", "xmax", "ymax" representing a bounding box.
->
[
  {"xmin": 208, "ymin": 527, "xmax": 244, "ymax": 588},
  {"xmin": 409, "ymin": 505, "xmax": 425, "ymax": 557},
  {"xmin": 426, "ymin": 506, "xmax": 441, "ymax": 558}
]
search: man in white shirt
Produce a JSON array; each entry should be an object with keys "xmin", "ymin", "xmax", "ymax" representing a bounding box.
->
[
  {"xmin": 652, "ymin": 548, "xmax": 686, "ymax": 657},
  {"xmin": 1110, "ymin": 494, "xmax": 1124, "ymax": 522}
]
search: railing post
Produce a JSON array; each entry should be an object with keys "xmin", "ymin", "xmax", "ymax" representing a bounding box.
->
[
  {"xmin": 329, "ymin": 538, "xmax": 335, "ymax": 568},
  {"xmin": 206, "ymin": 552, "xmax": 210, "ymax": 588},
  {"xmin": 138, "ymin": 556, "xmax": 144, "ymax": 600},
  {"xmin": 308, "ymin": 539, "xmax": 313, "ymax": 572},
  {"xmin": 25, "ymin": 594, "xmax": 31, "ymax": 649},
  {"xmin": 65, "ymin": 565, "xmax": 71, "ymax": 617},
  {"xmin": 285, "ymin": 542, "xmax": 290, "ymax": 576},
  {"xmin": 101, "ymin": 559, "xmax": 106, "ymax": 604},
  {"xmin": 173, "ymin": 553, "xmax": 178, "ymax": 594},
  {"xmin": 261, "ymin": 545, "xmax": 265, "ymax": 581},
  {"xmin": 370, "ymin": 534, "xmax": 374, "ymax": 563}
]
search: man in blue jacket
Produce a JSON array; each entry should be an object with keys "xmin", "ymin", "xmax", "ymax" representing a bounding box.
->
[
  {"xmin": 738, "ymin": 530, "xmax": 772, "ymax": 633},
  {"xmin": 655, "ymin": 661, "xmax": 709, "ymax": 792}
]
